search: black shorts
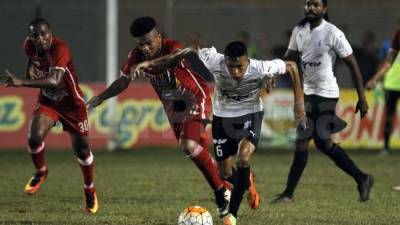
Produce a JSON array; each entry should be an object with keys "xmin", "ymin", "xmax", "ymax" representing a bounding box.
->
[
  {"xmin": 212, "ymin": 111, "xmax": 264, "ymax": 161},
  {"xmin": 297, "ymin": 94, "xmax": 344, "ymax": 141}
]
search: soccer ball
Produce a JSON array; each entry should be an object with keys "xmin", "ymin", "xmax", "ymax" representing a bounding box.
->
[{"xmin": 178, "ymin": 206, "xmax": 213, "ymax": 225}]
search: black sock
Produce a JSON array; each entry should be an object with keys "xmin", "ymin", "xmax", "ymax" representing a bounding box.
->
[
  {"xmin": 325, "ymin": 144, "xmax": 367, "ymax": 184},
  {"xmin": 283, "ymin": 151, "xmax": 308, "ymax": 198},
  {"xmin": 226, "ymin": 167, "xmax": 237, "ymax": 186},
  {"xmin": 214, "ymin": 186, "xmax": 227, "ymax": 208},
  {"xmin": 384, "ymin": 128, "xmax": 391, "ymax": 150},
  {"xmin": 229, "ymin": 166, "xmax": 250, "ymax": 218}
]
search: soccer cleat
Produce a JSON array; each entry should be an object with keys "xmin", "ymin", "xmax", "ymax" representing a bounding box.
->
[
  {"xmin": 24, "ymin": 170, "xmax": 48, "ymax": 195},
  {"xmin": 223, "ymin": 213, "xmax": 237, "ymax": 225},
  {"xmin": 357, "ymin": 175, "xmax": 374, "ymax": 202},
  {"xmin": 84, "ymin": 188, "xmax": 98, "ymax": 214},
  {"xmin": 271, "ymin": 193, "xmax": 294, "ymax": 204},
  {"xmin": 247, "ymin": 172, "xmax": 260, "ymax": 209},
  {"xmin": 216, "ymin": 188, "xmax": 230, "ymax": 217},
  {"xmin": 392, "ymin": 185, "xmax": 400, "ymax": 191}
]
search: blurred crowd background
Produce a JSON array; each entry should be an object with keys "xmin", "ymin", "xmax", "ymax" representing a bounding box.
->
[{"xmin": 1, "ymin": 0, "xmax": 399, "ymax": 87}]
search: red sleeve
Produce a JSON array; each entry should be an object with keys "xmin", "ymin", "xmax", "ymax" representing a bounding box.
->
[
  {"xmin": 51, "ymin": 43, "xmax": 71, "ymax": 71},
  {"xmin": 120, "ymin": 49, "xmax": 140, "ymax": 77},
  {"xmin": 391, "ymin": 29, "xmax": 400, "ymax": 51},
  {"xmin": 165, "ymin": 39, "xmax": 183, "ymax": 53}
]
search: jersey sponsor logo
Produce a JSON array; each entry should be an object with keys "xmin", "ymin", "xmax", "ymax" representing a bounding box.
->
[
  {"xmin": 213, "ymin": 138, "xmax": 227, "ymax": 145},
  {"xmin": 301, "ymin": 61, "xmax": 322, "ymax": 70},
  {"xmin": 249, "ymin": 130, "xmax": 256, "ymax": 137},
  {"xmin": 220, "ymin": 89, "xmax": 258, "ymax": 101}
]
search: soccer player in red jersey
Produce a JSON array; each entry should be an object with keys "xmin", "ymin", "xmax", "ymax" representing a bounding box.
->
[
  {"xmin": 86, "ymin": 17, "xmax": 230, "ymax": 216},
  {"xmin": 2, "ymin": 18, "xmax": 98, "ymax": 214}
]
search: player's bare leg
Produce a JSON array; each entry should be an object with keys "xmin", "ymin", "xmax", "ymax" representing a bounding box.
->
[
  {"xmin": 224, "ymin": 139, "xmax": 255, "ymax": 224},
  {"xmin": 180, "ymin": 138, "xmax": 230, "ymax": 217},
  {"xmin": 70, "ymin": 133, "xmax": 98, "ymax": 214},
  {"xmin": 25, "ymin": 113, "xmax": 54, "ymax": 195},
  {"xmin": 218, "ymin": 156, "xmax": 234, "ymax": 191}
]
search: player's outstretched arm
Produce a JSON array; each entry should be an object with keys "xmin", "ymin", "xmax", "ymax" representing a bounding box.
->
[
  {"xmin": 284, "ymin": 61, "xmax": 307, "ymax": 130},
  {"xmin": 130, "ymin": 47, "xmax": 195, "ymax": 78},
  {"xmin": 366, "ymin": 49, "xmax": 398, "ymax": 90},
  {"xmin": 86, "ymin": 75, "xmax": 131, "ymax": 111},
  {"xmin": 2, "ymin": 69, "xmax": 63, "ymax": 89},
  {"xmin": 342, "ymin": 54, "xmax": 369, "ymax": 118}
]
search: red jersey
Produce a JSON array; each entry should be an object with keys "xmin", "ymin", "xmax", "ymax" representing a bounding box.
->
[
  {"xmin": 391, "ymin": 29, "xmax": 400, "ymax": 51},
  {"xmin": 120, "ymin": 38, "xmax": 212, "ymax": 121},
  {"xmin": 23, "ymin": 37, "xmax": 85, "ymax": 109}
]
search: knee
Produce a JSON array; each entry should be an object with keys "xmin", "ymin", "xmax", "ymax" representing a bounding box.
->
[
  {"xmin": 314, "ymin": 138, "xmax": 333, "ymax": 153},
  {"xmin": 27, "ymin": 132, "xmax": 44, "ymax": 149},
  {"xmin": 179, "ymin": 139, "xmax": 199, "ymax": 156},
  {"xmin": 237, "ymin": 146, "xmax": 252, "ymax": 167},
  {"xmin": 73, "ymin": 139, "xmax": 90, "ymax": 159},
  {"xmin": 295, "ymin": 140, "xmax": 309, "ymax": 152}
]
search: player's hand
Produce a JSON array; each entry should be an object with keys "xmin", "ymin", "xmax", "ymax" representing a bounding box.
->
[
  {"xmin": 86, "ymin": 95, "xmax": 103, "ymax": 112},
  {"xmin": 265, "ymin": 77, "xmax": 277, "ymax": 93},
  {"xmin": 295, "ymin": 114, "xmax": 308, "ymax": 130},
  {"xmin": 130, "ymin": 61, "xmax": 151, "ymax": 80},
  {"xmin": 2, "ymin": 70, "xmax": 23, "ymax": 87},
  {"xmin": 365, "ymin": 79, "xmax": 376, "ymax": 90},
  {"xmin": 30, "ymin": 67, "xmax": 47, "ymax": 80},
  {"xmin": 355, "ymin": 98, "xmax": 369, "ymax": 118}
]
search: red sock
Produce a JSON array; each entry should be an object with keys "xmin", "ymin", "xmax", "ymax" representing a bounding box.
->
[
  {"xmin": 188, "ymin": 145, "xmax": 223, "ymax": 190},
  {"xmin": 77, "ymin": 152, "xmax": 94, "ymax": 189},
  {"xmin": 28, "ymin": 142, "xmax": 47, "ymax": 172}
]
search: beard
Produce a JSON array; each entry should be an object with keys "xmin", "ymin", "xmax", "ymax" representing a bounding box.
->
[{"xmin": 305, "ymin": 13, "xmax": 322, "ymax": 23}]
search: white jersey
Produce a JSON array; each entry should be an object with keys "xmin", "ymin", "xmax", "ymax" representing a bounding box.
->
[
  {"xmin": 198, "ymin": 47, "xmax": 286, "ymax": 117},
  {"xmin": 288, "ymin": 19, "xmax": 353, "ymax": 98}
]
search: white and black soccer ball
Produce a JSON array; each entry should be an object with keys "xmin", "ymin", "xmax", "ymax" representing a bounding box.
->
[{"xmin": 178, "ymin": 205, "xmax": 213, "ymax": 225}]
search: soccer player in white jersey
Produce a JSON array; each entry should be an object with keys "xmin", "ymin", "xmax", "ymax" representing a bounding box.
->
[
  {"xmin": 271, "ymin": 0, "xmax": 374, "ymax": 204},
  {"xmin": 130, "ymin": 41, "xmax": 306, "ymax": 225},
  {"xmin": 197, "ymin": 41, "xmax": 306, "ymax": 225}
]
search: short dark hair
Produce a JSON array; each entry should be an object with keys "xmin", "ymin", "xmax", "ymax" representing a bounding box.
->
[
  {"xmin": 224, "ymin": 41, "xmax": 248, "ymax": 58},
  {"xmin": 130, "ymin": 16, "xmax": 157, "ymax": 37},
  {"xmin": 28, "ymin": 18, "xmax": 50, "ymax": 29}
]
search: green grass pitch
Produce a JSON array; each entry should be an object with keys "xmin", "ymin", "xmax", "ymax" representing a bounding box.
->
[{"xmin": 0, "ymin": 148, "xmax": 399, "ymax": 225}]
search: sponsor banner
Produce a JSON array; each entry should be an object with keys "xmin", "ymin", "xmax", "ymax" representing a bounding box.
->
[
  {"xmin": 0, "ymin": 84, "xmax": 396, "ymax": 150},
  {"xmin": 260, "ymin": 89, "xmax": 399, "ymax": 149},
  {"xmin": 0, "ymin": 84, "xmax": 175, "ymax": 149}
]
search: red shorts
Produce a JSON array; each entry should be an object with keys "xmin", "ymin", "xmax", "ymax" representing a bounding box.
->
[
  {"xmin": 34, "ymin": 103, "xmax": 89, "ymax": 136},
  {"xmin": 171, "ymin": 119, "xmax": 210, "ymax": 148}
]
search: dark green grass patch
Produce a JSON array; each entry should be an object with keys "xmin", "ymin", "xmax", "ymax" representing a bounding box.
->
[{"xmin": 0, "ymin": 148, "xmax": 399, "ymax": 225}]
